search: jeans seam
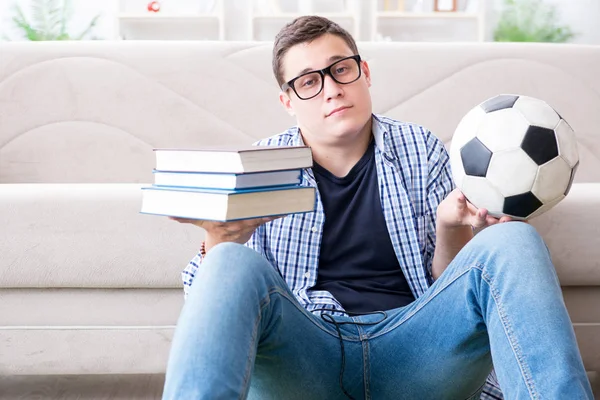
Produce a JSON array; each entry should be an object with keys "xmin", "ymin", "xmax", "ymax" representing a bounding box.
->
[
  {"xmin": 479, "ymin": 266, "xmax": 539, "ymax": 400},
  {"xmin": 239, "ymin": 297, "xmax": 265, "ymax": 400},
  {"xmin": 267, "ymin": 286, "xmax": 363, "ymax": 341},
  {"xmin": 363, "ymin": 338, "xmax": 371, "ymax": 400}
]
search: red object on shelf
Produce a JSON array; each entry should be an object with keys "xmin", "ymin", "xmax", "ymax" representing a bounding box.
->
[{"xmin": 147, "ymin": 1, "xmax": 160, "ymax": 12}]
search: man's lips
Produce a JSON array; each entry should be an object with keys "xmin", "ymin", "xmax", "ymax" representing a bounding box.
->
[{"xmin": 326, "ymin": 106, "xmax": 352, "ymax": 117}]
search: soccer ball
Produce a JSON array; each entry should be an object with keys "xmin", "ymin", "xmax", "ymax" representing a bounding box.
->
[{"xmin": 449, "ymin": 94, "xmax": 579, "ymax": 220}]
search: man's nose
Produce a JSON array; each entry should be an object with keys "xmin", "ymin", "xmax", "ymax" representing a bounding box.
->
[{"xmin": 322, "ymin": 74, "xmax": 343, "ymax": 100}]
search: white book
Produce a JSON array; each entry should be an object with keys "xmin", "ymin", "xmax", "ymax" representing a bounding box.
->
[
  {"xmin": 153, "ymin": 169, "xmax": 302, "ymax": 190},
  {"xmin": 154, "ymin": 145, "xmax": 313, "ymax": 173},
  {"xmin": 140, "ymin": 185, "xmax": 316, "ymax": 221}
]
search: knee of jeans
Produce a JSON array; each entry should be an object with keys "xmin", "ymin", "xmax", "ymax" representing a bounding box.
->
[
  {"xmin": 201, "ymin": 242, "xmax": 275, "ymax": 285},
  {"xmin": 477, "ymin": 221, "xmax": 548, "ymax": 258}
]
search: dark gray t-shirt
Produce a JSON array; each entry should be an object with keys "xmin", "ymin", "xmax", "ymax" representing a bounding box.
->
[{"xmin": 312, "ymin": 140, "xmax": 415, "ymax": 314}]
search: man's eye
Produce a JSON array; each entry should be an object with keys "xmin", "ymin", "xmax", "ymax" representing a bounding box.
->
[
  {"xmin": 335, "ymin": 67, "xmax": 348, "ymax": 74},
  {"xmin": 301, "ymin": 79, "xmax": 316, "ymax": 87}
]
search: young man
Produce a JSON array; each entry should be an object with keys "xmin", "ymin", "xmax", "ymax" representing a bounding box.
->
[{"xmin": 162, "ymin": 16, "xmax": 593, "ymax": 400}]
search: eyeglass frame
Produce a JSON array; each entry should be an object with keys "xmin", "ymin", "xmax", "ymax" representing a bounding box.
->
[{"xmin": 280, "ymin": 55, "xmax": 363, "ymax": 100}]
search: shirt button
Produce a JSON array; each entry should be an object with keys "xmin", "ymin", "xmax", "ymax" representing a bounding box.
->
[
  {"xmin": 311, "ymin": 226, "xmax": 317, "ymax": 233},
  {"xmin": 304, "ymin": 272, "xmax": 310, "ymax": 279}
]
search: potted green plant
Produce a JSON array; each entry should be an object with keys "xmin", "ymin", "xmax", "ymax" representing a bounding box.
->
[
  {"xmin": 8, "ymin": 0, "xmax": 100, "ymax": 41},
  {"xmin": 494, "ymin": 0, "xmax": 575, "ymax": 43}
]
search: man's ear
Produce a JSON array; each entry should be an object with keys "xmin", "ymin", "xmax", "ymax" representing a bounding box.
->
[
  {"xmin": 362, "ymin": 60, "xmax": 372, "ymax": 88},
  {"xmin": 279, "ymin": 91, "xmax": 295, "ymax": 117}
]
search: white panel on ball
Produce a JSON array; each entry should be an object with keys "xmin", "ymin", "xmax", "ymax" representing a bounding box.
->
[
  {"xmin": 555, "ymin": 120, "xmax": 579, "ymax": 168},
  {"xmin": 476, "ymin": 108, "xmax": 530, "ymax": 153},
  {"xmin": 452, "ymin": 106, "xmax": 486, "ymax": 151},
  {"xmin": 449, "ymin": 146, "xmax": 466, "ymax": 191},
  {"xmin": 461, "ymin": 176, "xmax": 505, "ymax": 216},
  {"xmin": 512, "ymin": 96, "xmax": 561, "ymax": 130},
  {"xmin": 486, "ymin": 149, "xmax": 538, "ymax": 197},
  {"xmin": 531, "ymin": 157, "xmax": 572, "ymax": 203}
]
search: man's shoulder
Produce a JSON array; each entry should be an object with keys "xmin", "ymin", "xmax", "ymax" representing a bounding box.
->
[
  {"xmin": 253, "ymin": 126, "xmax": 301, "ymax": 147},
  {"xmin": 374, "ymin": 114, "xmax": 443, "ymax": 151},
  {"xmin": 374, "ymin": 114, "xmax": 431, "ymax": 139}
]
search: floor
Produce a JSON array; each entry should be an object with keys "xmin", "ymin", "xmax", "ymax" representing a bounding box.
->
[
  {"xmin": 0, "ymin": 373, "xmax": 598, "ymax": 399},
  {"xmin": 0, "ymin": 374, "xmax": 165, "ymax": 400}
]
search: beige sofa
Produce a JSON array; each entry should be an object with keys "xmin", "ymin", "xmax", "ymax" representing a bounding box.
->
[{"xmin": 1, "ymin": 41, "xmax": 599, "ymax": 394}]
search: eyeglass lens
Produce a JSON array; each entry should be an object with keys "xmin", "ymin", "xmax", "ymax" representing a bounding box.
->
[{"xmin": 294, "ymin": 57, "xmax": 360, "ymax": 99}]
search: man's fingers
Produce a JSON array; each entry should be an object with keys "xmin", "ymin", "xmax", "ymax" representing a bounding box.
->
[
  {"xmin": 486, "ymin": 216, "xmax": 499, "ymax": 226},
  {"xmin": 168, "ymin": 216, "xmax": 195, "ymax": 224},
  {"xmin": 471, "ymin": 208, "xmax": 488, "ymax": 228}
]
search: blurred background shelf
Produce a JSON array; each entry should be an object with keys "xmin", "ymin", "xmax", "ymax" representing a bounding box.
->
[
  {"xmin": 4, "ymin": 0, "xmax": 598, "ymax": 45},
  {"xmin": 375, "ymin": 11, "xmax": 479, "ymax": 18},
  {"xmin": 117, "ymin": 0, "xmax": 224, "ymax": 40},
  {"xmin": 250, "ymin": 12, "xmax": 357, "ymax": 41},
  {"xmin": 111, "ymin": 0, "xmax": 485, "ymax": 42}
]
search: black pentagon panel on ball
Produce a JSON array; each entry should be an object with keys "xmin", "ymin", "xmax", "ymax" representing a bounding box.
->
[
  {"xmin": 480, "ymin": 94, "xmax": 520, "ymax": 113},
  {"xmin": 564, "ymin": 161, "xmax": 579, "ymax": 196},
  {"xmin": 503, "ymin": 192, "xmax": 543, "ymax": 219},
  {"xmin": 460, "ymin": 138, "xmax": 493, "ymax": 177},
  {"xmin": 521, "ymin": 126, "xmax": 559, "ymax": 165}
]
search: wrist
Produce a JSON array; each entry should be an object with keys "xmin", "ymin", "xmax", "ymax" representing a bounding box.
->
[{"xmin": 203, "ymin": 234, "xmax": 220, "ymax": 255}]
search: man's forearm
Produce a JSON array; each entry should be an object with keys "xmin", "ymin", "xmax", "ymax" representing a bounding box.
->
[{"xmin": 431, "ymin": 224, "xmax": 474, "ymax": 280}]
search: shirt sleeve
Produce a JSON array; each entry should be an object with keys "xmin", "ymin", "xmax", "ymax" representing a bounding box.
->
[
  {"xmin": 423, "ymin": 131, "xmax": 455, "ymax": 279},
  {"xmin": 181, "ymin": 250, "xmax": 202, "ymax": 299}
]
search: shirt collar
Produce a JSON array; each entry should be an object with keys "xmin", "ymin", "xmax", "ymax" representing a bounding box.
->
[
  {"xmin": 371, "ymin": 114, "xmax": 390, "ymax": 154},
  {"xmin": 289, "ymin": 114, "xmax": 392, "ymax": 158}
]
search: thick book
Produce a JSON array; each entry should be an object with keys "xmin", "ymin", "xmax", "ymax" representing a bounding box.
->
[
  {"xmin": 140, "ymin": 185, "xmax": 316, "ymax": 221},
  {"xmin": 153, "ymin": 145, "xmax": 313, "ymax": 173},
  {"xmin": 153, "ymin": 169, "xmax": 302, "ymax": 190}
]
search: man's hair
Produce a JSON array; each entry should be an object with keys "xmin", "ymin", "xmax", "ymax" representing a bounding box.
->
[{"xmin": 272, "ymin": 15, "xmax": 359, "ymax": 88}]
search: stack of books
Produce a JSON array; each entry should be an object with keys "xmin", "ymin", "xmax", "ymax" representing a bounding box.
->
[{"xmin": 140, "ymin": 145, "xmax": 316, "ymax": 221}]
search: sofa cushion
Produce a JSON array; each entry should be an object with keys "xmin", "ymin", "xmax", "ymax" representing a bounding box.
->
[
  {"xmin": 1, "ymin": 183, "xmax": 599, "ymax": 288},
  {"xmin": 0, "ymin": 184, "xmax": 198, "ymax": 288}
]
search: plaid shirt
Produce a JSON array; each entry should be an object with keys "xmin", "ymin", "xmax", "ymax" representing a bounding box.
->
[{"xmin": 181, "ymin": 114, "xmax": 503, "ymax": 399}]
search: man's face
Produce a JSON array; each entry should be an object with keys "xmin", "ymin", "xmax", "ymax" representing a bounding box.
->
[{"xmin": 279, "ymin": 34, "xmax": 372, "ymax": 144}]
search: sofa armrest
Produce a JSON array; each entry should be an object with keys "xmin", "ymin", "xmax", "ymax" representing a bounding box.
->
[{"xmin": 530, "ymin": 183, "xmax": 600, "ymax": 286}]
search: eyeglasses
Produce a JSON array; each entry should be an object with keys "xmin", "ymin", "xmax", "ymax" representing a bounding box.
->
[{"xmin": 281, "ymin": 55, "xmax": 362, "ymax": 100}]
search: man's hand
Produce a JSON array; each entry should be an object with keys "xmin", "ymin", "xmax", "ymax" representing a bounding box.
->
[
  {"xmin": 436, "ymin": 188, "xmax": 514, "ymax": 230},
  {"xmin": 431, "ymin": 189, "xmax": 522, "ymax": 280},
  {"xmin": 168, "ymin": 215, "xmax": 284, "ymax": 252}
]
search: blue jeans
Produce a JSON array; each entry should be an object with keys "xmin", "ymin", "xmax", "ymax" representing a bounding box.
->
[{"xmin": 162, "ymin": 222, "xmax": 593, "ymax": 399}]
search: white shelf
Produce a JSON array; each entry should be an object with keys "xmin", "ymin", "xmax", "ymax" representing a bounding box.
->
[
  {"xmin": 376, "ymin": 11, "xmax": 479, "ymax": 19},
  {"xmin": 250, "ymin": 10, "xmax": 357, "ymax": 41},
  {"xmin": 371, "ymin": 1, "xmax": 486, "ymax": 42},
  {"xmin": 116, "ymin": 0, "xmax": 225, "ymax": 40},
  {"xmin": 119, "ymin": 14, "xmax": 221, "ymax": 22},
  {"xmin": 252, "ymin": 12, "xmax": 354, "ymax": 19}
]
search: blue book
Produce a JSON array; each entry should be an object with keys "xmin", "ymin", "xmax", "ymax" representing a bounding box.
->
[
  {"xmin": 152, "ymin": 169, "xmax": 302, "ymax": 190},
  {"xmin": 140, "ymin": 185, "xmax": 316, "ymax": 221}
]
